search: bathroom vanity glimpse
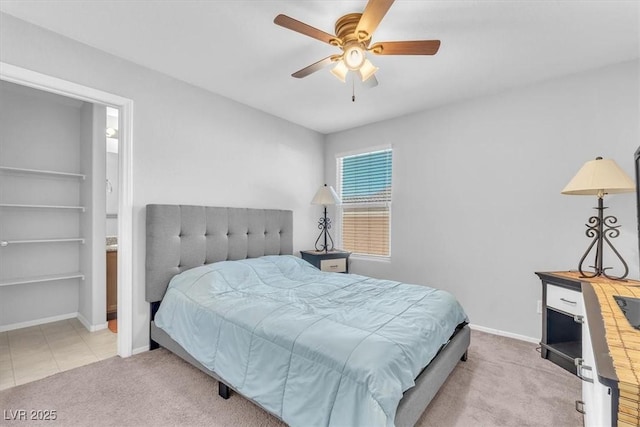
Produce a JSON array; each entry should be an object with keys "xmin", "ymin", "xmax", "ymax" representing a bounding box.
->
[{"xmin": 106, "ymin": 237, "xmax": 117, "ymax": 320}]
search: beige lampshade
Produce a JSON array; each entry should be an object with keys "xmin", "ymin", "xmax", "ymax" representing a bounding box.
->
[
  {"xmin": 311, "ymin": 184, "xmax": 341, "ymax": 205},
  {"xmin": 561, "ymin": 157, "xmax": 635, "ymax": 197}
]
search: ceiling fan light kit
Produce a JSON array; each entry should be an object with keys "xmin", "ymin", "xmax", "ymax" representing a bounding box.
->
[
  {"xmin": 359, "ymin": 59, "xmax": 379, "ymax": 82},
  {"xmin": 343, "ymin": 43, "xmax": 366, "ymax": 70},
  {"xmin": 274, "ymin": 0, "xmax": 440, "ymax": 91},
  {"xmin": 330, "ymin": 61, "xmax": 349, "ymax": 83}
]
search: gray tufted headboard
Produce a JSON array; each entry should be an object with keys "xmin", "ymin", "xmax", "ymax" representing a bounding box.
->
[{"xmin": 145, "ymin": 204, "xmax": 293, "ymax": 303}]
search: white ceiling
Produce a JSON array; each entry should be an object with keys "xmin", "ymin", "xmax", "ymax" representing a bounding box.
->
[{"xmin": 1, "ymin": 1, "xmax": 638, "ymax": 134}]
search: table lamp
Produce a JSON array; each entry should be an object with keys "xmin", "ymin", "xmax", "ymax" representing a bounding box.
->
[
  {"xmin": 311, "ymin": 184, "xmax": 341, "ymax": 252},
  {"xmin": 561, "ymin": 156, "xmax": 635, "ymax": 280}
]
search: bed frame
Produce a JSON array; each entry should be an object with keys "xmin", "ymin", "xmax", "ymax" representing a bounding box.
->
[{"xmin": 145, "ymin": 204, "xmax": 470, "ymax": 427}]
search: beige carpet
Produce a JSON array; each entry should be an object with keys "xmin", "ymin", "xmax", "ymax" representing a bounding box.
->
[{"xmin": 0, "ymin": 330, "xmax": 582, "ymax": 426}]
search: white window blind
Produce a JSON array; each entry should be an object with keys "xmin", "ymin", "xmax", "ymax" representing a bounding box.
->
[{"xmin": 337, "ymin": 148, "xmax": 392, "ymax": 257}]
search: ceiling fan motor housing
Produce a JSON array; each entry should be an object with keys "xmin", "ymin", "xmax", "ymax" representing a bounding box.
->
[
  {"xmin": 335, "ymin": 13, "xmax": 369, "ymax": 44},
  {"xmin": 335, "ymin": 13, "xmax": 370, "ymax": 70}
]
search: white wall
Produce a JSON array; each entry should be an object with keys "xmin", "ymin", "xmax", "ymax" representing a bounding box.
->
[
  {"xmin": 105, "ymin": 109, "xmax": 118, "ymax": 237},
  {"xmin": 105, "ymin": 152, "xmax": 118, "ymax": 236},
  {"xmin": 1, "ymin": 13, "xmax": 325, "ymax": 351},
  {"xmin": 324, "ymin": 60, "xmax": 640, "ymax": 340}
]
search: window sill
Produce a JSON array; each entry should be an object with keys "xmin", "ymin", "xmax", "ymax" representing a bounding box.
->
[{"xmin": 349, "ymin": 254, "xmax": 391, "ymax": 263}]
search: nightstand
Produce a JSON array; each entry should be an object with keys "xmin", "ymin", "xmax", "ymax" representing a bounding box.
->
[
  {"xmin": 300, "ymin": 250, "xmax": 351, "ymax": 273},
  {"xmin": 535, "ymin": 271, "xmax": 583, "ymax": 375}
]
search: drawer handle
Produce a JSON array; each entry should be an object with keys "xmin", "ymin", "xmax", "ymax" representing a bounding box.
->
[
  {"xmin": 574, "ymin": 358, "xmax": 594, "ymax": 383},
  {"xmin": 560, "ymin": 297, "xmax": 577, "ymax": 305},
  {"xmin": 575, "ymin": 400, "xmax": 586, "ymax": 414}
]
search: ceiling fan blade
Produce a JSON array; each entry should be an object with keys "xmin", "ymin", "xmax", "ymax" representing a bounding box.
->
[
  {"xmin": 355, "ymin": 0, "xmax": 395, "ymax": 42},
  {"xmin": 363, "ymin": 74, "xmax": 379, "ymax": 88},
  {"xmin": 292, "ymin": 56, "xmax": 337, "ymax": 78},
  {"xmin": 369, "ymin": 40, "xmax": 441, "ymax": 55},
  {"xmin": 274, "ymin": 14, "xmax": 340, "ymax": 46}
]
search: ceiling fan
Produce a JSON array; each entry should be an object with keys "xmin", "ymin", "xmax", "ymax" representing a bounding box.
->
[{"xmin": 274, "ymin": 0, "xmax": 441, "ymax": 87}]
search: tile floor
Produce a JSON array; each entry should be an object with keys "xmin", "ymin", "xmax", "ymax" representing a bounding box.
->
[{"xmin": 0, "ymin": 318, "xmax": 117, "ymax": 390}]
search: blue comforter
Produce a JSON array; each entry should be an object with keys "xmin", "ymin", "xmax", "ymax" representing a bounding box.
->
[{"xmin": 155, "ymin": 255, "xmax": 467, "ymax": 427}]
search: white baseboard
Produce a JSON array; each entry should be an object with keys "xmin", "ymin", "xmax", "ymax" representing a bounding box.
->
[
  {"xmin": 0, "ymin": 312, "xmax": 78, "ymax": 332},
  {"xmin": 469, "ymin": 323, "xmax": 539, "ymax": 344},
  {"xmin": 0, "ymin": 312, "xmax": 109, "ymax": 333},
  {"xmin": 76, "ymin": 312, "xmax": 108, "ymax": 332},
  {"xmin": 132, "ymin": 345, "xmax": 150, "ymax": 355}
]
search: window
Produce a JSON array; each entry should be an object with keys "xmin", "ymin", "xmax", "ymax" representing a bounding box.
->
[{"xmin": 337, "ymin": 148, "xmax": 392, "ymax": 257}]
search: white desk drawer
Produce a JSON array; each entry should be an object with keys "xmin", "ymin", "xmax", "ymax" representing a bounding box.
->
[
  {"xmin": 320, "ymin": 258, "xmax": 347, "ymax": 273},
  {"xmin": 547, "ymin": 284, "xmax": 583, "ymax": 316}
]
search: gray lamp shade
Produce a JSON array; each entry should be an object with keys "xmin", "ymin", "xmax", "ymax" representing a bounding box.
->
[
  {"xmin": 311, "ymin": 184, "xmax": 341, "ymax": 205},
  {"xmin": 561, "ymin": 157, "xmax": 635, "ymax": 197}
]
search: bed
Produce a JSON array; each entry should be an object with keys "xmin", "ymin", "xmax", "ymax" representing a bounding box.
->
[{"xmin": 145, "ymin": 204, "xmax": 470, "ymax": 427}]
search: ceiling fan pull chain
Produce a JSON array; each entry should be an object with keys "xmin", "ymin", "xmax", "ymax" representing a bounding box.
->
[{"xmin": 352, "ymin": 73, "xmax": 356, "ymax": 102}]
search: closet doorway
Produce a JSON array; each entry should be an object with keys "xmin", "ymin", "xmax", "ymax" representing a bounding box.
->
[{"xmin": 0, "ymin": 62, "xmax": 133, "ymax": 359}]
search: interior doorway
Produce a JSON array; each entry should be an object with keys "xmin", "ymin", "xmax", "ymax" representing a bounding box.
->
[{"xmin": 0, "ymin": 62, "xmax": 134, "ymax": 357}]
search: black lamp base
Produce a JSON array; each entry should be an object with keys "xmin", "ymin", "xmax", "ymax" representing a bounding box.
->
[
  {"xmin": 578, "ymin": 197, "xmax": 629, "ymax": 280},
  {"xmin": 314, "ymin": 206, "xmax": 334, "ymax": 252}
]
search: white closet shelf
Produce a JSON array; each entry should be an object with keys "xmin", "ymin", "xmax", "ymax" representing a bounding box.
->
[
  {"xmin": 0, "ymin": 272, "xmax": 85, "ymax": 287},
  {"xmin": 0, "ymin": 203, "xmax": 85, "ymax": 211},
  {"xmin": 0, "ymin": 166, "xmax": 85, "ymax": 180},
  {"xmin": 1, "ymin": 238, "xmax": 85, "ymax": 247}
]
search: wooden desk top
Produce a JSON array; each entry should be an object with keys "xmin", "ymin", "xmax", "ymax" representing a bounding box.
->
[
  {"xmin": 590, "ymin": 280, "xmax": 640, "ymax": 427},
  {"xmin": 543, "ymin": 271, "xmax": 640, "ymax": 427}
]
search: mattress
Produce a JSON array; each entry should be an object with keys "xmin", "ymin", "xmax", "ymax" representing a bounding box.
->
[{"xmin": 154, "ymin": 255, "xmax": 468, "ymax": 427}]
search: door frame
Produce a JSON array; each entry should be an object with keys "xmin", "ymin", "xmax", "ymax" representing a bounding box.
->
[{"xmin": 1, "ymin": 62, "xmax": 134, "ymax": 357}]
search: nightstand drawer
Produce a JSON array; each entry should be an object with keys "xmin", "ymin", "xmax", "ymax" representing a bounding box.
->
[
  {"xmin": 320, "ymin": 258, "xmax": 347, "ymax": 273},
  {"xmin": 301, "ymin": 250, "xmax": 350, "ymax": 273},
  {"xmin": 547, "ymin": 284, "xmax": 583, "ymax": 316}
]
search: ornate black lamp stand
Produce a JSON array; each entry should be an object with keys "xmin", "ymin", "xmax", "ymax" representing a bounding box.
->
[
  {"xmin": 578, "ymin": 196, "xmax": 629, "ymax": 280},
  {"xmin": 314, "ymin": 206, "xmax": 334, "ymax": 252}
]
